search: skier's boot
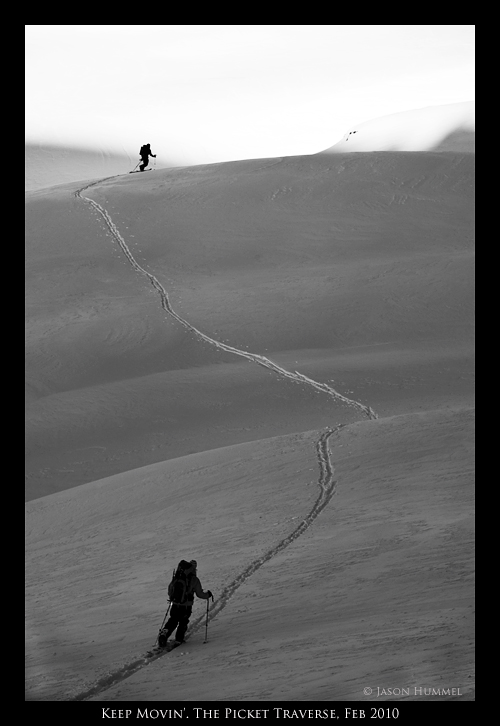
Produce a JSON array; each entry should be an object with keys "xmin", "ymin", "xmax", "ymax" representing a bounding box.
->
[{"xmin": 158, "ymin": 629, "xmax": 171, "ymax": 648}]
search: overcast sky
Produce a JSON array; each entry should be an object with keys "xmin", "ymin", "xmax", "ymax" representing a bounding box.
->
[{"xmin": 25, "ymin": 25, "xmax": 475, "ymax": 165}]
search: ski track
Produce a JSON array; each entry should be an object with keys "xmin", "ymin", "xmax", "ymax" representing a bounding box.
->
[{"xmin": 70, "ymin": 177, "xmax": 378, "ymax": 701}]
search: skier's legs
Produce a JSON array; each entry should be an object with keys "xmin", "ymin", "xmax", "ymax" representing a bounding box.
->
[
  {"xmin": 174, "ymin": 606, "xmax": 192, "ymax": 642},
  {"xmin": 139, "ymin": 156, "xmax": 149, "ymax": 171},
  {"xmin": 163, "ymin": 604, "xmax": 182, "ymax": 638}
]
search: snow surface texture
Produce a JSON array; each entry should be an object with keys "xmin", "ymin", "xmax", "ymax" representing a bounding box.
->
[
  {"xmin": 29, "ymin": 175, "xmax": 375, "ymax": 701},
  {"xmin": 76, "ymin": 179, "xmax": 377, "ymax": 423},
  {"xmin": 26, "ymin": 106, "xmax": 474, "ymax": 701}
]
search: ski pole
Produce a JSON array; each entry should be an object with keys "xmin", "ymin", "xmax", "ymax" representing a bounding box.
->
[
  {"xmin": 131, "ymin": 159, "xmax": 141, "ymax": 172},
  {"xmin": 203, "ymin": 599, "xmax": 210, "ymax": 643},
  {"xmin": 162, "ymin": 601, "xmax": 172, "ymax": 627},
  {"xmin": 154, "ymin": 602, "xmax": 172, "ymax": 646}
]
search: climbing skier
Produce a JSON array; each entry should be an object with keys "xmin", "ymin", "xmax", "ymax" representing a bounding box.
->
[
  {"xmin": 159, "ymin": 560, "xmax": 213, "ymax": 646},
  {"xmin": 139, "ymin": 143, "xmax": 156, "ymax": 171}
]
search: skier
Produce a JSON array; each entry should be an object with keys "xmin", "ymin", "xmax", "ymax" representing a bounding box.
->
[
  {"xmin": 139, "ymin": 143, "xmax": 156, "ymax": 171},
  {"xmin": 161, "ymin": 560, "xmax": 213, "ymax": 646}
]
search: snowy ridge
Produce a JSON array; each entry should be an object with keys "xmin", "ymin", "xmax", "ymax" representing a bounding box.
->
[
  {"xmin": 71, "ymin": 177, "xmax": 378, "ymax": 700},
  {"xmin": 325, "ymin": 101, "xmax": 474, "ymax": 153}
]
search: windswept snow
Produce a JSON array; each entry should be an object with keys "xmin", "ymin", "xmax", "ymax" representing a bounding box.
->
[
  {"xmin": 324, "ymin": 101, "xmax": 474, "ymax": 153},
  {"xmin": 26, "ymin": 126, "xmax": 474, "ymax": 701}
]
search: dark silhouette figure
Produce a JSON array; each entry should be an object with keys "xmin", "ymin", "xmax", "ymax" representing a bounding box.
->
[
  {"xmin": 161, "ymin": 560, "xmax": 212, "ymax": 645},
  {"xmin": 139, "ymin": 143, "xmax": 156, "ymax": 171}
]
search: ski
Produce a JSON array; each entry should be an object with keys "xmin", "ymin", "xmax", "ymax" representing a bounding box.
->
[
  {"xmin": 129, "ymin": 169, "xmax": 153, "ymax": 174},
  {"xmin": 146, "ymin": 640, "xmax": 183, "ymax": 657}
]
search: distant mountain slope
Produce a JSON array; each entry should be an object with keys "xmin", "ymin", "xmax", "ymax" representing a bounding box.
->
[
  {"xmin": 431, "ymin": 128, "xmax": 475, "ymax": 152},
  {"xmin": 25, "ymin": 143, "xmax": 180, "ymax": 191},
  {"xmin": 323, "ymin": 101, "xmax": 474, "ymax": 153}
]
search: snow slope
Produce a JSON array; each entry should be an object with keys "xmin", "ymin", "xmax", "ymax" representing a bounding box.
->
[
  {"xmin": 26, "ymin": 135, "xmax": 474, "ymax": 701},
  {"xmin": 25, "ymin": 153, "xmax": 474, "ymax": 501},
  {"xmin": 26, "ymin": 409, "xmax": 474, "ymax": 701},
  {"xmin": 324, "ymin": 102, "xmax": 474, "ymax": 153}
]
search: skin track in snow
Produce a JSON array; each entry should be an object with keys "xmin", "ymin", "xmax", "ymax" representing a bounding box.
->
[
  {"xmin": 75, "ymin": 180, "xmax": 378, "ymax": 422},
  {"xmin": 69, "ymin": 177, "xmax": 378, "ymax": 701}
]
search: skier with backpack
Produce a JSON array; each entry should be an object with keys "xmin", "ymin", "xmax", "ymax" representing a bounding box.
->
[
  {"xmin": 138, "ymin": 143, "xmax": 156, "ymax": 171},
  {"xmin": 158, "ymin": 560, "xmax": 213, "ymax": 648}
]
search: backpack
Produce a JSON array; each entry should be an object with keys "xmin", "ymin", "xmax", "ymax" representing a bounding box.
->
[
  {"xmin": 140, "ymin": 144, "xmax": 150, "ymax": 157},
  {"xmin": 168, "ymin": 560, "xmax": 191, "ymax": 604}
]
